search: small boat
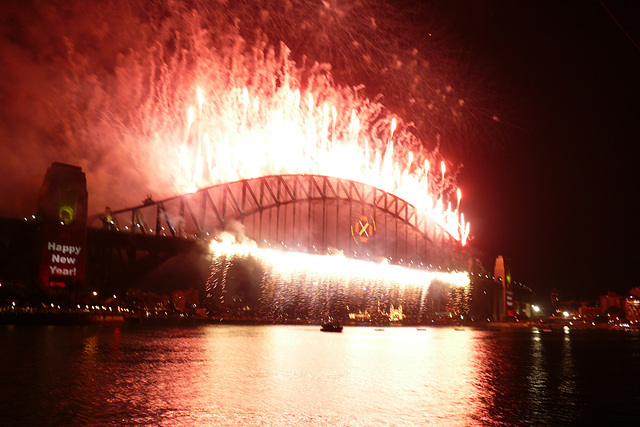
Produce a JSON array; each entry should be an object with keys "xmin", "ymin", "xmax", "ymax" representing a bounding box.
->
[{"xmin": 321, "ymin": 322, "xmax": 343, "ymax": 333}]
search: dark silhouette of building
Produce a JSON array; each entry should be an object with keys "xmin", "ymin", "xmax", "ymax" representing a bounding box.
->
[{"xmin": 37, "ymin": 162, "xmax": 88, "ymax": 302}]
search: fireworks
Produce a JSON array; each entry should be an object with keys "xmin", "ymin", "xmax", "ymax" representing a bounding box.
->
[
  {"xmin": 1, "ymin": 0, "xmax": 490, "ymax": 316},
  {"xmin": 0, "ymin": 1, "xmax": 478, "ymax": 246},
  {"xmin": 205, "ymin": 234, "xmax": 470, "ymax": 321},
  {"xmin": 175, "ymin": 83, "xmax": 469, "ymax": 243}
]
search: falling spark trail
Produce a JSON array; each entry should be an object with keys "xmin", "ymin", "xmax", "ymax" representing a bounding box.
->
[{"xmin": 207, "ymin": 236, "xmax": 471, "ymax": 320}]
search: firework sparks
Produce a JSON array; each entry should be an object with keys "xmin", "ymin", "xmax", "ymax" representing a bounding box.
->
[
  {"xmin": 0, "ymin": 1, "xmax": 474, "ymax": 244},
  {"xmin": 173, "ymin": 84, "xmax": 469, "ymax": 243},
  {"xmin": 209, "ymin": 235, "xmax": 469, "ymax": 287},
  {"xmin": 206, "ymin": 234, "xmax": 470, "ymax": 320}
]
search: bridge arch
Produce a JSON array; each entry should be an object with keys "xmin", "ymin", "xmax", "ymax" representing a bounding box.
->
[{"xmin": 94, "ymin": 175, "xmax": 475, "ymax": 272}]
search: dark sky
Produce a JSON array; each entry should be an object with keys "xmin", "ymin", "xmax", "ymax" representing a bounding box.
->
[
  {"xmin": 443, "ymin": 1, "xmax": 640, "ymax": 303},
  {"xmin": 1, "ymin": 1, "xmax": 638, "ymax": 304}
]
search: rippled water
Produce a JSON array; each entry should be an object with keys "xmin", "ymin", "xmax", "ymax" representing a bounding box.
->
[{"xmin": 1, "ymin": 324, "xmax": 639, "ymax": 426}]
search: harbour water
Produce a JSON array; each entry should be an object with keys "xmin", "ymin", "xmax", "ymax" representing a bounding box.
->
[{"xmin": 1, "ymin": 324, "xmax": 639, "ymax": 426}]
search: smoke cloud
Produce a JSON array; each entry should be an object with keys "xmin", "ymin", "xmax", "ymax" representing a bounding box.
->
[{"xmin": 0, "ymin": 0, "xmax": 489, "ymax": 218}]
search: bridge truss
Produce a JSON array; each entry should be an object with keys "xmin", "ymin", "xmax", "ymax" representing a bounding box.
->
[{"xmin": 93, "ymin": 175, "xmax": 482, "ymax": 273}]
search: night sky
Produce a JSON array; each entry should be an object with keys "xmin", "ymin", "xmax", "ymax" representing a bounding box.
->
[
  {"xmin": 445, "ymin": 1, "xmax": 640, "ymax": 303},
  {"xmin": 1, "ymin": 1, "xmax": 638, "ymax": 305}
]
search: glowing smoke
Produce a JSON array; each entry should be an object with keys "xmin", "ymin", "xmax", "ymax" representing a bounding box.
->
[{"xmin": 0, "ymin": 0, "xmax": 488, "ymax": 236}]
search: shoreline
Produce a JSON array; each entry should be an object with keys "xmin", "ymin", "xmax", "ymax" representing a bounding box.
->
[{"xmin": 1, "ymin": 308, "xmax": 637, "ymax": 332}]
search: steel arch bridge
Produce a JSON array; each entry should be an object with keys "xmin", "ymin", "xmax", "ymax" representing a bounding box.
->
[{"xmin": 92, "ymin": 174, "xmax": 483, "ymax": 273}]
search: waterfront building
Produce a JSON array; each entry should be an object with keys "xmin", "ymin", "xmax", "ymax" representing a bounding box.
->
[
  {"xmin": 600, "ymin": 292, "xmax": 624, "ymax": 313},
  {"xmin": 578, "ymin": 303, "xmax": 603, "ymax": 319}
]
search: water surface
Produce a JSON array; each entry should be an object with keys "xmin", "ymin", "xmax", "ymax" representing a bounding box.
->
[{"xmin": 1, "ymin": 324, "xmax": 638, "ymax": 426}]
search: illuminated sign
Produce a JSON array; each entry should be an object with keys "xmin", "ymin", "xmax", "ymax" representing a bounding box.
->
[
  {"xmin": 46, "ymin": 241, "xmax": 82, "ymax": 278},
  {"xmin": 351, "ymin": 215, "xmax": 376, "ymax": 244}
]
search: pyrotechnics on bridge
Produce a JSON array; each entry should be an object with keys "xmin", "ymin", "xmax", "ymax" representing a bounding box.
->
[
  {"xmin": 2, "ymin": 2, "xmax": 531, "ymax": 322},
  {"xmin": 92, "ymin": 170, "xmax": 495, "ymax": 322},
  {"xmin": 87, "ymin": 77, "xmax": 492, "ymax": 321}
]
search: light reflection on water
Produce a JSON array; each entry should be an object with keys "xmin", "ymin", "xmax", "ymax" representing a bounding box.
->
[{"xmin": 1, "ymin": 325, "xmax": 639, "ymax": 426}]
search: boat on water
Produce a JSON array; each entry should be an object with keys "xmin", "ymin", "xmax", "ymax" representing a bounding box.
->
[{"xmin": 320, "ymin": 322, "xmax": 343, "ymax": 332}]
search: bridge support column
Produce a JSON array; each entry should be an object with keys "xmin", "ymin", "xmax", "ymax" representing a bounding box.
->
[{"xmin": 37, "ymin": 162, "xmax": 88, "ymax": 303}]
